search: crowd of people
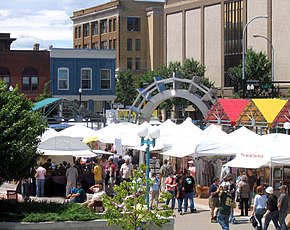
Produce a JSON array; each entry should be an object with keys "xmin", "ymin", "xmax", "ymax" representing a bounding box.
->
[
  {"xmin": 21, "ymin": 155, "xmax": 290, "ymax": 229},
  {"xmin": 208, "ymin": 168, "xmax": 289, "ymax": 230}
]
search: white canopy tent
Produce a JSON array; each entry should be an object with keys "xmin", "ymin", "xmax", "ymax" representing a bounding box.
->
[
  {"xmin": 38, "ymin": 136, "xmax": 95, "ymax": 157},
  {"xmin": 58, "ymin": 124, "xmax": 98, "ymax": 140}
]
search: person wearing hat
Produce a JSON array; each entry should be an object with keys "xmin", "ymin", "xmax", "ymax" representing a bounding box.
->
[
  {"xmin": 278, "ymin": 185, "xmax": 289, "ymax": 230},
  {"xmin": 252, "ymin": 185, "xmax": 267, "ymax": 230},
  {"xmin": 264, "ymin": 186, "xmax": 280, "ymax": 230},
  {"xmin": 217, "ymin": 181, "xmax": 233, "ymax": 230}
]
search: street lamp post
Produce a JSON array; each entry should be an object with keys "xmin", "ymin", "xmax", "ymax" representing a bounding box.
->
[
  {"xmin": 242, "ymin": 15, "xmax": 268, "ymax": 98},
  {"xmin": 246, "ymin": 84, "xmax": 255, "ymax": 98},
  {"xmin": 78, "ymin": 88, "xmax": 82, "ymax": 116},
  {"xmin": 253, "ymin": 34, "xmax": 274, "ymax": 82},
  {"xmin": 137, "ymin": 125, "xmax": 160, "ymax": 209}
]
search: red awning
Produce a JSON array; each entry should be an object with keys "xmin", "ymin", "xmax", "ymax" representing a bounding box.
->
[
  {"xmin": 205, "ymin": 99, "xmax": 249, "ymax": 126},
  {"xmin": 272, "ymin": 99, "xmax": 290, "ymax": 128}
]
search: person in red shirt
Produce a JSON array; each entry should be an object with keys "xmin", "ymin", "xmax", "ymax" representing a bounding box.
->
[{"xmin": 165, "ymin": 172, "xmax": 177, "ymax": 210}]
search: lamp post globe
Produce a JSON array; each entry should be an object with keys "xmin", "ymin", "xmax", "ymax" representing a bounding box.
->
[
  {"xmin": 137, "ymin": 126, "xmax": 148, "ymax": 138},
  {"xmin": 149, "ymin": 126, "xmax": 160, "ymax": 139}
]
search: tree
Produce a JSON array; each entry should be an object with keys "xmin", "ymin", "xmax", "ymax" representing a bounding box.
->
[
  {"xmin": 103, "ymin": 165, "xmax": 172, "ymax": 230},
  {"xmin": 35, "ymin": 81, "xmax": 52, "ymax": 102},
  {"xmin": 116, "ymin": 70, "xmax": 137, "ymax": 107},
  {"xmin": 228, "ymin": 48, "xmax": 271, "ymax": 97},
  {"xmin": 0, "ymin": 81, "xmax": 47, "ymax": 185}
]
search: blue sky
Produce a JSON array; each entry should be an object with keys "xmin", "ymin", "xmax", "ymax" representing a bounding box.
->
[{"xmin": 0, "ymin": 0, "xmax": 108, "ymax": 50}]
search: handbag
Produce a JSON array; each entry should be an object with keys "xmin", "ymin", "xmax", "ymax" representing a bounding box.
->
[{"xmin": 250, "ymin": 215, "xmax": 259, "ymax": 228}]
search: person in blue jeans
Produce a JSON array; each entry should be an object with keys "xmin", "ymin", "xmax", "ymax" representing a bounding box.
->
[
  {"xmin": 183, "ymin": 170, "xmax": 196, "ymax": 213},
  {"xmin": 176, "ymin": 171, "xmax": 185, "ymax": 214},
  {"xmin": 217, "ymin": 182, "xmax": 233, "ymax": 230}
]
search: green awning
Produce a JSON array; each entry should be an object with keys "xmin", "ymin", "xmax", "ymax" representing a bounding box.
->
[{"xmin": 32, "ymin": 98, "xmax": 62, "ymax": 111}]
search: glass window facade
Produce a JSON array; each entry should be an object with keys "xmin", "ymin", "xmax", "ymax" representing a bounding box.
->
[
  {"xmin": 127, "ymin": 17, "xmax": 141, "ymax": 31},
  {"xmin": 224, "ymin": 0, "xmax": 243, "ymax": 87}
]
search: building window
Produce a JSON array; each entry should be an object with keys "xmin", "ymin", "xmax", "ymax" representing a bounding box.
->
[
  {"xmin": 135, "ymin": 39, "xmax": 141, "ymax": 51},
  {"xmin": 100, "ymin": 69, "xmax": 111, "ymax": 89},
  {"xmin": 84, "ymin": 23, "xmax": 90, "ymax": 37},
  {"xmin": 113, "ymin": 39, "xmax": 116, "ymax": 49},
  {"xmin": 93, "ymin": 42, "xmax": 98, "ymax": 49},
  {"xmin": 78, "ymin": 26, "xmax": 81, "ymax": 38},
  {"xmin": 81, "ymin": 68, "xmax": 92, "ymax": 90},
  {"xmin": 22, "ymin": 67, "xmax": 38, "ymax": 92},
  {"xmin": 100, "ymin": 19, "xmax": 107, "ymax": 34},
  {"xmin": 127, "ymin": 58, "xmax": 133, "ymax": 69},
  {"xmin": 127, "ymin": 17, "xmax": 141, "ymax": 31},
  {"xmin": 92, "ymin": 21, "xmax": 98, "ymax": 35},
  {"xmin": 135, "ymin": 58, "xmax": 141, "ymax": 70},
  {"xmin": 100, "ymin": 41, "xmax": 108, "ymax": 49},
  {"xmin": 224, "ymin": 0, "xmax": 243, "ymax": 87},
  {"xmin": 74, "ymin": 27, "xmax": 78, "ymax": 39},
  {"xmin": 22, "ymin": 76, "xmax": 38, "ymax": 92},
  {"xmin": 84, "ymin": 44, "xmax": 90, "ymax": 49},
  {"xmin": 109, "ymin": 40, "xmax": 112, "ymax": 49},
  {"xmin": 1, "ymin": 76, "xmax": 10, "ymax": 84},
  {"xmin": 58, "ymin": 68, "xmax": 69, "ymax": 90},
  {"xmin": 113, "ymin": 18, "xmax": 117, "ymax": 31},
  {"xmin": 109, "ymin": 19, "xmax": 112, "ymax": 32},
  {"xmin": 127, "ymin": 38, "xmax": 133, "ymax": 51}
]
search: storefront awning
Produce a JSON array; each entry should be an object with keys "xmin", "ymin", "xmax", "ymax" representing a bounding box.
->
[{"xmin": 32, "ymin": 98, "xmax": 62, "ymax": 111}]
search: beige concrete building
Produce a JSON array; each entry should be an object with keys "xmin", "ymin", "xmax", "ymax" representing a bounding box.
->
[
  {"xmin": 71, "ymin": 0, "xmax": 164, "ymax": 73},
  {"xmin": 165, "ymin": 0, "xmax": 290, "ymax": 96}
]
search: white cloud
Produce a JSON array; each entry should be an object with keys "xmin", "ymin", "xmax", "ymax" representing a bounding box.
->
[{"xmin": 0, "ymin": 0, "xmax": 107, "ymax": 49}]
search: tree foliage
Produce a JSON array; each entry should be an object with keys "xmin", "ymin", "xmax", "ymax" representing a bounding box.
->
[
  {"xmin": 0, "ymin": 81, "xmax": 47, "ymax": 185},
  {"xmin": 115, "ymin": 70, "xmax": 137, "ymax": 106},
  {"xmin": 103, "ymin": 165, "xmax": 172, "ymax": 230},
  {"xmin": 228, "ymin": 48, "xmax": 271, "ymax": 96},
  {"xmin": 35, "ymin": 81, "xmax": 52, "ymax": 102}
]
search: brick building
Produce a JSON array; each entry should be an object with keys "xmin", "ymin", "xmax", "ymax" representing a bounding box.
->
[
  {"xmin": 71, "ymin": 0, "xmax": 164, "ymax": 73},
  {"xmin": 0, "ymin": 33, "xmax": 50, "ymax": 100}
]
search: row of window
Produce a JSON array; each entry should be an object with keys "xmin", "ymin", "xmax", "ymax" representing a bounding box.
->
[
  {"xmin": 127, "ymin": 38, "xmax": 141, "ymax": 51},
  {"xmin": 2, "ymin": 76, "xmax": 38, "ymax": 92},
  {"xmin": 75, "ymin": 18, "xmax": 117, "ymax": 38},
  {"xmin": 74, "ymin": 17, "xmax": 141, "ymax": 39},
  {"xmin": 58, "ymin": 68, "xmax": 111, "ymax": 90},
  {"xmin": 76, "ymin": 39, "xmax": 117, "ymax": 50},
  {"xmin": 127, "ymin": 58, "xmax": 141, "ymax": 70}
]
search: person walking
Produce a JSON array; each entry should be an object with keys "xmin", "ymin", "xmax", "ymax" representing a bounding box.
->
[
  {"xmin": 165, "ymin": 172, "xmax": 177, "ymax": 210},
  {"xmin": 263, "ymin": 186, "xmax": 280, "ymax": 230},
  {"xmin": 35, "ymin": 163, "xmax": 46, "ymax": 197},
  {"xmin": 120, "ymin": 158, "xmax": 134, "ymax": 182},
  {"xmin": 217, "ymin": 182, "xmax": 233, "ymax": 230},
  {"xmin": 65, "ymin": 163, "xmax": 79, "ymax": 197},
  {"xmin": 278, "ymin": 185, "xmax": 289, "ymax": 230},
  {"xmin": 93, "ymin": 159, "xmax": 103, "ymax": 185},
  {"xmin": 239, "ymin": 175, "xmax": 250, "ymax": 216},
  {"xmin": 209, "ymin": 178, "xmax": 220, "ymax": 223},
  {"xmin": 150, "ymin": 172, "xmax": 160, "ymax": 209},
  {"xmin": 252, "ymin": 185, "xmax": 267, "ymax": 230},
  {"xmin": 183, "ymin": 170, "xmax": 196, "ymax": 214},
  {"xmin": 159, "ymin": 159, "xmax": 174, "ymax": 192},
  {"xmin": 176, "ymin": 172, "xmax": 185, "ymax": 215}
]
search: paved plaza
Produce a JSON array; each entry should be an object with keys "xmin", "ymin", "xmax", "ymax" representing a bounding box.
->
[{"xmin": 0, "ymin": 182, "xmax": 281, "ymax": 229}]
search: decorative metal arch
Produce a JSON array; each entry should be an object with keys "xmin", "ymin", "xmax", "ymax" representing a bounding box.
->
[{"xmin": 128, "ymin": 73, "xmax": 217, "ymax": 123}]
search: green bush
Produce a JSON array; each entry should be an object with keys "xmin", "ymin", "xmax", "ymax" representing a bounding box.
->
[{"xmin": 0, "ymin": 200, "xmax": 101, "ymax": 222}]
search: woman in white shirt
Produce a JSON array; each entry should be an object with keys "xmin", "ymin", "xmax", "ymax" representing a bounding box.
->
[{"xmin": 252, "ymin": 185, "xmax": 267, "ymax": 230}]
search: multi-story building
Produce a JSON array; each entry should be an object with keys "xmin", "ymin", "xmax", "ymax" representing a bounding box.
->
[
  {"xmin": 0, "ymin": 33, "xmax": 50, "ymax": 100},
  {"xmin": 165, "ymin": 0, "xmax": 290, "ymax": 96},
  {"xmin": 50, "ymin": 48, "xmax": 116, "ymax": 113},
  {"xmin": 70, "ymin": 0, "xmax": 164, "ymax": 73}
]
